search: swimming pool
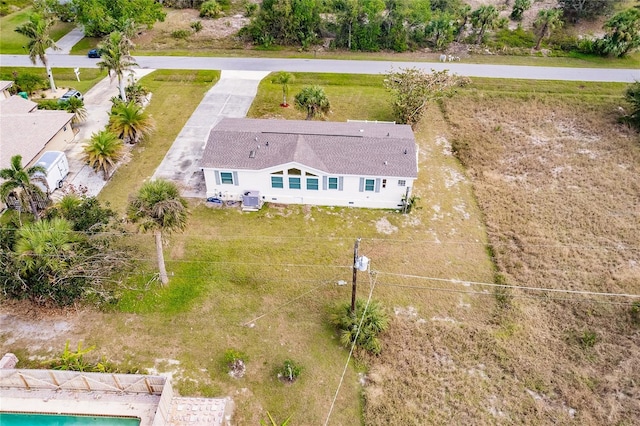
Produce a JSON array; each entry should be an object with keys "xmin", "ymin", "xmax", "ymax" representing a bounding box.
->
[{"xmin": 0, "ymin": 412, "xmax": 141, "ymax": 425}]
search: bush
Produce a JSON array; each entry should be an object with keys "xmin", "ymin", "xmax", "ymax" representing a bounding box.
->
[
  {"xmin": 245, "ymin": 2, "xmax": 257, "ymax": 17},
  {"xmin": 276, "ymin": 359, "xmax": 302, "ymax": 383},
  {"xmin": 330, "ymin": 299, "xmax": 390, "ymax": 355},
  {"xmin": 172, "ymin": 29, "xmax": 192, "ymax": 39},
  {"xmin": 631, "ymin": 301, "xmax": 640, "ymax": 325},
  {"xmin": 13, "ymin": 72, "xmax": 47, "ymax": 94},
  {"xmin": 36, "ymin": 99, "xmax": 66, "ymax": 110},
  {"xmin": 190, "ymin": 20, "xmax": 203, "ymax": 33},
  {"xmin": 491, "ymin": 27, "xmax": 535, "ymax": 49},
  {"xmin": 200, "ymin": 0, "xmax": 221, "ymax": 18}
]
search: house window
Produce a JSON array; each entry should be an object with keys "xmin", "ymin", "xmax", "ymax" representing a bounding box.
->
[
  {"xmin": 305, "ymin": 172, "xmax": 317, "ymax": 176},
  {"xmin": 328, "ymin": 177, "xmax": 338, "ymax": 190},
  {"xmin": 364, "ymin": 179, "xmax": 375, "ymax": 191},
  {"xmin": 271, "ymin": 176, "xmax": 283, "ymax": 188},
  {"xmin": 220, "ymin": 172, "xmax": 234, "ymax": 184},
  {"xmin": 398, "ymin": 180, "xmax": 406, "ymax": 186},
  {"xmin": 288, "ymin": 168, "xmax": 301, "ymax": 175},
  {"xmin": 382, "ymin": 179, "xmax": 387, "ymax": 188},
  {"xmin": 307, "ymin": 178, "xmax": 319, "ymax": 190},
  {"xmin": 289, "ymin": 177, "xmax": 301, "ymax": 189}
]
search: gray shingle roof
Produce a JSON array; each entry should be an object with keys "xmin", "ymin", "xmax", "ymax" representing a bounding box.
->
[{"xmin": 200, "ymin": 118, "xmax": 418, "ymax": 178}]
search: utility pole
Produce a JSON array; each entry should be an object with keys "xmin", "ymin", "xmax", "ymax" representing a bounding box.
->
[{"xmin": 351, "ymin": 238, "xmax": 361, "ymax": 314}]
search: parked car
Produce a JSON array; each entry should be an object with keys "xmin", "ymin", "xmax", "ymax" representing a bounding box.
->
[
  {"xmin": 58, "ymin": 89, "xmax": 83, "ymax": 103},
  {"xmin": 88, "ymin": 49, "xmax": 100, "ymax": 58}
]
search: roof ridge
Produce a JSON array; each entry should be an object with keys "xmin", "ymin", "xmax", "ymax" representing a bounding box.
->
[{"xmin": 292, "ymin": 134, "xmax": 327, "ymax": 171}]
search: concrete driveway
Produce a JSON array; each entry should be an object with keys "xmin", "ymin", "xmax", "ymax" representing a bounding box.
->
[
  {"xmin": 152, "ymin": 70, "xmax": 270, "ymax": 198},
  {"xmin": 61, "ymin": 69, "xmax": 155, "ymax": 197}
]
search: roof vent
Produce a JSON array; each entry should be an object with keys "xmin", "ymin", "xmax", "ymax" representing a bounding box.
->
[
  {"xmin": 359, "ymin": 129, "xmax": 364, "ymax": 132},
  {"xmin": 266, "ymin": 141, "xmax": 269, "ymax": 147},
  {"xmin": 404, "ymin": 149, "xmax": 408, "ymax": 155},
  {"xmin": 387, "ymin": 132, "xmax": 390, "ymax": 137},
  {"xmin": 255, "ymin": 136, "xmax": 258, "ymax": 142},
  {"xmin": 384, "ymin": 161, "xmax": 388, "ymax": 165},
  {"xmin": 249, "ymin": 150, "xmax": 256, "ymax": 158}
]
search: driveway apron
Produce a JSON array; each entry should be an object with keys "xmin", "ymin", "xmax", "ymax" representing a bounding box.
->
[{"xmin": 152, "ymin": 70, "xmax": 270, "ymax": 198}]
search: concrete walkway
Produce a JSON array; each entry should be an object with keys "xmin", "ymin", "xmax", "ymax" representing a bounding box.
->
[
  {"xmin": 152, "ymin": 70, "xmax": 270, "ymax": 198},
  {"xmin": 47, "ymin": 27, "xmax": 85, "ymax": 55}
]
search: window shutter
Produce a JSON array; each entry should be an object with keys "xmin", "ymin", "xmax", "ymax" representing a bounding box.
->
[
  {"xmin": 214, "ymin": 171, "xmax": 220, "ymax": 185},
  {"xmin": 322, "ymin": 176, "xmax": 327, "ymax": 190},
  {"xmin": 359, "ymin": 178, "xmax": 364, "ymax": 192},
  {"xmin": 233, "ymin": 171, "xmax": 239, "ymax": 186},
  {"xmin": 375, "ymin": 178, "xmax": 381, "ymax": 193},
  {"xmin": 339, "ymin": 177, "xmax": 344, "ymax": 191}
]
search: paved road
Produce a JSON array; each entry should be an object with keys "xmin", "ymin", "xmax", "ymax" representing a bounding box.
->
[
  {"xmin": 152, "ymin": 70, "xmax": 269, "ymax": 197},
  {"xmin": 1, "ymin": 54, "xmax": 637, "ymax": 82}
]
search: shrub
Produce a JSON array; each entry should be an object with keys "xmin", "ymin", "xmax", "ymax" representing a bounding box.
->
[
  {"xmin": 580, "ymin": 331, "xmax": 598, "ymax": 349},
  {"xmin": 630, "ymin": 301, "xmax": 640, "ymax": 325},
  {"xmin": 223, "ymin": 348, "xmax": 247, "ymax": 378},
  {"xmin": 245, "ymin": 2, "xmax": 257, "ymax": 17},
  {"xmin": 200, "ymin": 0, "xmax": 221, "ymax": 18},
  {"xmin": 36, "ymin": 99, "xmax": 66, "ymax": 110},
  {"xmin": 190, "ymin": 20, "xmax": 203, "ymax": 33},
  {"xmin": 276, "ymin": 359, "xmax": 302, "ymax": 383},
  {"xmin": 14, "ymin": 72, "xmax": 47, "ymax": 94},
  {"xmin": 172, "ymin": 29, "xmax": 191, "ymax": 39},
  {"xmin": 330, "ymin": 299, "xmax": 390, "ymax": 355},
  {"xmin": 125, "ymin": 82, "xmax": 150, "ymax": 106}
]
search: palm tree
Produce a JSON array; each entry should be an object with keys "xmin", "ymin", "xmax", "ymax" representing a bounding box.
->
[
  {"xmin": 15, "ymin": 13, "xmax": 59, "ymax": 92},
  {"xmin": 599, "ymin": 8, "xmax": 640, "ymax": 57},
  {"xmin": 83, "ymin": 130, "xmax": 125, "ymax": 180},
  {"xmin": 534, "ymin": 9, "xmax": 563, "ymax": 50},
  {"xmin": 294, "ymin": 85, "xmax": 331, "ymax": 120},
  {"xmin": 0, "ymin": 155, "xmax": 47, "ymax": 220},
  {"xmin": 454, "ymin": 5, "xmax": 472, "ymax": 42},
  {"xmin": 272, "ymin": 71, "xmax": 295, "ymax": 107},
  {"xmin": 62, "ymin": 97, "xmax": 88, "ymax": 126},
  {"xmin": 109, "ymin": 101, "xmax": 155, "ymax": 143},
  {"xmin": 127, "ymin": 180, "xmax": 188, "ymax": 286},
  {"xmin": 15, "ymin": 218, "xmax": 77, "ymax": 275},
  {"xmin": 97, "ymin": 31, "xmax": 138, "ymax": 102},
  {"xmin": 471, "ymin": 5, "xmax": 499, "ymax": 44}
]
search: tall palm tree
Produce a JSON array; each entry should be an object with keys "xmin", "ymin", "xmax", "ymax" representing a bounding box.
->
[
  {"xmin": 294, "ymin": 85, "xmax": 331, "ymax": 120},
  {"xmin": 127, "ymin": 180, "xmax": 188, "ymax": 286},
  {"xmin": 0, "ymin": 155, "xmax": 47, "ymax": 220},
  {"xmin": 471, "ymin": 5, "xmax": 499, "ymax": 44},
  {"xmin": 272, "ymin": 71, "xmax": 295, "ymax": 107},
  {"xmin": 454, "ymin": 4, "xmax": 472, "ymax": 42},
  {"xmin": 15, "ymin": 13, "xmax": 59, "ymax": 92},
  {"xmin": 83, "ymin": 130, "xmax": 125, "ymax": 180},
  {"xmin": 109, "ymin": 101, "xmax": 155, "ymax": 143},
  {"xmin": 97, "ymin": 31, "xmax": 138, "ymax": 102},
  {"xmin": 534, "ymin": 9, "xmax": 563, "ymax": 50}
]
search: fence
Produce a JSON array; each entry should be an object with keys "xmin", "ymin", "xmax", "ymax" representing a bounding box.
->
[{"xmin": 0, "ymin": 369, "xmax": 165, "ymax": 395}]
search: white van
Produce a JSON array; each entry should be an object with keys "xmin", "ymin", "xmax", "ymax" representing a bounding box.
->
[{"xmin": 33, "ymin": 151, "xmax": 69, "ymax": 193}]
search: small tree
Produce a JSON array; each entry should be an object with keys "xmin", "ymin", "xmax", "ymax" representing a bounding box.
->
[
  {"xmin": 425, "ymin": 12, "xmax": 455, "ymax": 50},
  {"xmin": 598, "ymin": 8, "xmax": 640, "ymax": 57},
  {"xmin": 127, "ymin": 180, "xmax": 189, "ymax": 286},
  {"xmin": 471, "ymin": 5, "xmax": 499, "ymax": 44},
  {"xmin": 0, "ymin": 155, "xmax": 48, "ymax": 220},
  {"xmin": 385, "ymin": 67, "xmax": 468, "ymax": 128},
  {"xmin": 330, "ymin": 299, "xmax": 390, "ymax": 355},
  {"xmin": 272, "ymin": 71, "xmax": 294, "ymax": 107},
  {"xmin": 620, "ymin": 81, "xmax": 640, "ymax": 131},
  {"xmin": 294, "ymin": 85, "xmax": 330, "ymax": 120},
  {"xmin": 534, "ymin": 8, "xmax": 563, "ymax": 50},
  {"xmin": 200, "ymin": 0, "xmax": 222, "ymax": 18},
  {"xmin": 84, "ymin": 130, "xmax": 125, "ymax": 180},
  {"xmin": 510, "ymin": 0, "xmax": 531, "ymax": 21},
  {"xmin": 61, "ymin": 97, "xmax": 87, "ymax": 125},
  {"xmin": 109, "ymin": 101, "xmax": 155, "ymax": 143}
]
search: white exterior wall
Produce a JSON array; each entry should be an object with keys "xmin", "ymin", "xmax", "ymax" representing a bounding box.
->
[{"xmin": 203, "ymin": 162, "xmax": 414, "ymax": 209}]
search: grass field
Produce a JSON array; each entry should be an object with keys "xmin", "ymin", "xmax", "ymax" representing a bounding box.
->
[
  {"xmin": 1, "ymin": 69, "xmax": 638, "ymax": 425},
  {"xmin": 0, "ymin": 66, "xmax": 107, "ymax": 94},
  {"xmin": 0, "ymin": 7, "xmax": 74, "ymax": 54}
]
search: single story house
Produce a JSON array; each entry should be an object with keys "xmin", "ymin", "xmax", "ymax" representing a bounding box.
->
[
  {"xmin": 200, "ymin": 118, "xmax": 418, "ymax": 209},
  {"xmin": 0, "ymin": 95, "xmax": 75, "ymax": 170}
]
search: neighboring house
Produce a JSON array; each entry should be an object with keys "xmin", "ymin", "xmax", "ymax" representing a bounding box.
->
[
  {"xmin": 200, "ymin": 118, "xmax": 418, "ymax": 210},
  {"xmin": 0, "ymin": 81, "xmax": 12, "ymax": 100},
  {"xmin": 0, "ymin": 95, "xmax": 74, "ymax": 170}
]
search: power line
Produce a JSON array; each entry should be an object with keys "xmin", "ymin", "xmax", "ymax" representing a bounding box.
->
[
  {"xmin": 376, "ymin": 271, "xmax": 640, "ymax": 299},
  {"xmin": 324, "ymin": 271, "xmax": 378, "ymax": 426}
]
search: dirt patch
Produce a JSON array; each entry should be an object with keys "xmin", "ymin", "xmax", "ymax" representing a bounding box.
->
[{"xmin": 375, "ymin": 217, "xmax": 398, "ymax": 234}]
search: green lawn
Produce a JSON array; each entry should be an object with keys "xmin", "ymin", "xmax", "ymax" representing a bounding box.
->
[
  {"xmin": 0, "ymin": 66, "xmax": 108, "ymax": 94},
  {"xmin": 0, "ymin": 7, "xmax": 75, "ymax": 54}
]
